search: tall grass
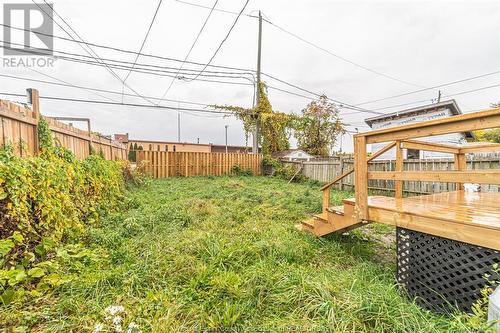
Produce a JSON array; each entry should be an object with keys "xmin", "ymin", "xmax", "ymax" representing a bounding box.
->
[{"xmin": 0, "ymin": 176, "xmax": 485, "ymax": 332}]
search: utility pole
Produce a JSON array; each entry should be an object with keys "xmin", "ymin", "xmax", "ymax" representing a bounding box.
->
[
  {"xmin": 225, "ymin": 125, "xmax": 229, "ymax": 153},
  {"xmin": 252, "ymin": 10, "xmax": 262, "ymax": 154},
  {"xmin": 177, "ymin": 102, "xmax": 181, "ymax": 142},
  {"xmin": 177, "ymin": 112, "xmax": 181, "ymax": 142},
  {"xmin": 437, "ymin": 90, "xmax": 442, "ymax": 103}
]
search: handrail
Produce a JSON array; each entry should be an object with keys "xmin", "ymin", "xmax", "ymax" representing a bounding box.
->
[
  {"xmin": 320, "ymin": 141, "xmax": 396, "ymax": 213},
  {"xmin": 356, "ymin": 107, "xmax": 500, "ymax": 144},
  {"xmin": 320, "ymin": 141, "xmax": 396, "ymax": 191}
]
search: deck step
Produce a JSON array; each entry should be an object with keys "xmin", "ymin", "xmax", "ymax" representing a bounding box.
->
[
  {"xmin": 300, "ymin": 199, "xmax": 366, "ymax": 237},
  {"xmin": 301, "ymin": 219, "xmax": 316, "ymax": 228},
  {"xmin": 343, "ymin": 198, "xmax": 356, "ymax": 205},
  {"xmin": 328, "ymin": 205, "xmax": 344, "ymax": 215},
  {"xmin": 313, "ymin": 212, "xmax": 328, "ymax": 221}
]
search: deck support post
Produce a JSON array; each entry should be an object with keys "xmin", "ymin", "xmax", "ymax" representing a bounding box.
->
[
  {"xmin": 395, "ymin": 140, "xmax": 403, "ymax": 199},
  {"xmin": 454, "ymin": 153, "xmax": 466, "ymax": 190},
  {"xmin": 354, "ymin": 136, "xmax": 368, "ymax": 221},
  {"xmin": 322, "ymin": 188, "xmax": 330, "ymax": 214}
]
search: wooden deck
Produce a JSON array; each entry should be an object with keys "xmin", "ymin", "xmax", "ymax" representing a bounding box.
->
[
  {"xmin": 301, "ymin": 191, "xmax": 500, "ymax": 251},
  {"xmin": 349, "ymin": 191, "xmax": 500, "ymax": 250},
  {"xmin": 305, "ymin": 107, "xmax": 500, "ymax": 251}
]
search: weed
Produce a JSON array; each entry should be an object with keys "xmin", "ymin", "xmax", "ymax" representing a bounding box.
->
[{"xmin": 0, "ymin": 176, "xmax": 490, "ymax": 332}]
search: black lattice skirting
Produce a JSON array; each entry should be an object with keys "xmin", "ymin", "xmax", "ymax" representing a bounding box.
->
[{"xmin": 396, "ymin": 227, "xmax": 500, "ymax": 314}]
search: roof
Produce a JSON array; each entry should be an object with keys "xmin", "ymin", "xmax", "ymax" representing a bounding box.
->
[
  {"xmin": 364, "ymin": 100, "xmax": 474, "ymax": 138},
  {"xmin": 271, "ymin": 149, "xmax": 312, "ymax": 158},
  {"xmin": 129, "ymin": 139, "xmax": 211, "ymax": 147}
]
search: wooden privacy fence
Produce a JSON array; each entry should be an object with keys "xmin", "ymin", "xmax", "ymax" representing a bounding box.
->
[
  {"xmin": 137, "ymin": 151, "xmax": 262, "ymax": 178},
  {"xmin": 283, "ymin": 156, "xmax": 500, "ymax": 194},
  {"xmin": 0, "ymin": 90, "xmax": 126, "ymax": 160}
]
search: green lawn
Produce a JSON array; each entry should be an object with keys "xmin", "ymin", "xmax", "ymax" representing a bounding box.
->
[{"xmin": 1, "ymin": 176, "xmax": 482, "ymax": 332}]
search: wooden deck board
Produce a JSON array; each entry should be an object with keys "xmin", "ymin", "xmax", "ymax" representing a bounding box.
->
[
  {"xmin": 340, "ymin": 190, "xmax": 500, "ymax": 250},
  {"xmin": 364, "ymin": 191, "xmax": 500, "ymax": 231}
]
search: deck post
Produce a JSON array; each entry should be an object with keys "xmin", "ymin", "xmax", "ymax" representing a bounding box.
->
[
  {"xmin": 395, "ymin": 140, "xmax": 403, "ymax": 199},
  {"xmin": 454, "ymin": 153, "xmax": 466, "ymax": 190},
  {"xmin": 354, "ymin": 136, "xmax": 368, "ymax": 221},
  {"xmin": 322, "ymin": 188, "xmax": 330, "ymax": 214}
]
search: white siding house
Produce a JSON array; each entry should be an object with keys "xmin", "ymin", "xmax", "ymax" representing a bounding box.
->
[
  {"xmin": 365, "ymin": 100, "xmax": 474, "ymax": 159},
  {"xmin": 272, "ymin": 149, "xmax": 315, "ymax": 161}
]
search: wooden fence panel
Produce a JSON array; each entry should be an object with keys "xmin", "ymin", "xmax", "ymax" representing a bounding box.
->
[
  {"xmin": 137, "ymin": 151, "xmax": 262, "ymax": 178},
  {"xmin": 284, "ymin": 157, "xmax": 500, "ymax": 194},
  {"xmin": 0, "ymin": 98, "xmax": 126, "ymax": 160}
]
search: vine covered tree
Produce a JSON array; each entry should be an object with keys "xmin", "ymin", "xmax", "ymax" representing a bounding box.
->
[
  {"xmin": 215, "ymin": 82, "xmax": 295, "ymax": 155},
  {"xmin": 294, "ymin": 95, "xmax": 344, "ymax": 156}
]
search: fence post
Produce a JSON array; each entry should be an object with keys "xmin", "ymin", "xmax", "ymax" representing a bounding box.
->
[
  {"xmin": 395, "ymin": 140, "xmax": 403, "ymax": 199},
  {"xmin": 354, "ymin": 136, "xmax": 368, "ymax": 221},
  {"xmin": 339, "ymin": 157, "xmax": 344, "ymax": 191},
  {"xmin": 27, "ymin": 89, "xmax": 40, "ymax": 155},
  {"xmin": 454, "ymin": 153, "xmax": 466, "ymax": 190}
]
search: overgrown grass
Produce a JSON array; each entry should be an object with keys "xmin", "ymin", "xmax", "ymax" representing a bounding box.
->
[{"xmin": 0, "ymin": 176, "xmax": 485, "ymax": 332}]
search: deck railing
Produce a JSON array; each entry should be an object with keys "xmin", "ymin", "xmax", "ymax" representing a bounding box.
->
[{"xmin": 321, "ymin": 107, "xmax": 500, "ymax": 218}]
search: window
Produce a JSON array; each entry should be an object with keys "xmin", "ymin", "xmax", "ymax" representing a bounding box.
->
[
  {"xmin": 165, "ymin": 145, "xmax": 168, "ymax": 152},
  {"xmin": 173, "ymin": 145, "xmax": 176, "ymax": 152}
]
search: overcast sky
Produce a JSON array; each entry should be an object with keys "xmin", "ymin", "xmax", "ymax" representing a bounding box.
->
[{"xmin": 1, "ymin": 0, "xmax": 499, "ymax": 152}]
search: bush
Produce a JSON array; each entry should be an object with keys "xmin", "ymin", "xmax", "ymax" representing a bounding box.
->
[
  {"xmin": 231, "ymin": 164, "xmax": 253, "ymax": 176},
  {"xmin": 0, "ymin": 119, "xmax": 125, "ymax": 303},
  {"xmin": 262, "ymin": 156, "xmax": 305, "ymax": 182}
]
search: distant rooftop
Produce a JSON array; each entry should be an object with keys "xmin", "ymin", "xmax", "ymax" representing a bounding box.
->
[
  {"xmin": 364, "ymin": 100, "xmax": 462, "ymax": 126},
  {"xmin": 364, "ymin": 99, "xmax": 473, "ymax": 138}
]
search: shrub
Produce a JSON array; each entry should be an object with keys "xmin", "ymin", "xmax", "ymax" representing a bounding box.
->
[
  {"xmin": 0, "ymin": 119, "xmax": 125, "ymax": 303},
  {"xmin": 262, "ymin": 156, "xmax": 305, "ymax": 182},
  {"xmin": 231, "ymin": 164, "xmax": 253, "ymax": 176}
]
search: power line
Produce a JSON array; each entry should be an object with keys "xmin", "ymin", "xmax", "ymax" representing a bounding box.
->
[
  {"xmin": 175, "ymin": 0, "xmax": 257, "ymax": 18},
  {"xmin": 183, "ymin": 0, "xmax": 250, "ymax": 83},
  {"xmin": 27, "ymin": 68, "xmax": 118, "ymax": 103},
  {"xmin": 342, "ymin": 83, "xmax": 500, "ymax": 115},
  {"xmin": 266, "ymin": 85, "xmax": 380, "ymax": 113},
  {"xmin": 0, "ymin": 24, "xmax": 257, "ymax": 74},
  {"xmin": 265, "ymin": 20, "xmax": 426, "ymax": 89},
  {"xmin": 0, "ymin": 73, "xmax": 217, "ymax": 107},
  {"xmin": 123, "ymin": 0, "xmax": 164, "ymax": 83},
  {"xmin": 158, "ymin": 0, "xmax": 219, "ymax": 104},
  {"xmin": 263, "ymin": 73, "xmax": 382, "ymax": 114},
  {"xmin": 174, "ymin": 0, "xmax": 427, "ymax": 89},
  {"xmin": 0, "ymin": 92, "xmax": 251, "ymax": 116},
  {"xmin": 1, "ymin": 23, "xmax": 371, "ymax": 112},
  {"xmin": 7, "ymin": 43, "xmax": 376, "ymax": 114},
  {"xmin": 0, "ymin": 44, "xmax": 254, "ymax": 86},
  {"xmin": 355, "ymin": 70, "xmax": 500, "ymax": 106},
  {"xmin": 1, "ymin": 42, "xmax": 380, "ymax": 116},
  {"xmin": 31, "ymin": 0, "xmax": 155, "ymax": 105},
  {"xmin": 1, "ymin": 39, "xmax": 252, "ymax": 79}
]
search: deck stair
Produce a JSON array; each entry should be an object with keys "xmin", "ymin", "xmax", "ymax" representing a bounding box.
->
[{"xmin": 299, "ymin": 198, "xmax": 365, "ymax": 236}]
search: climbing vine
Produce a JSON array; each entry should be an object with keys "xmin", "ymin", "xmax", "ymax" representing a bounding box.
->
[
  {"xmin": 214, "ymin": 83, "xmax": 344, "ymax": 157},
  {"xmin": 214, "ymin": 82, "xmax": 298, "ymax": 155},
  {"xmin": 0, "ymin": 119, "xmax": 126, "ymax": 303}
]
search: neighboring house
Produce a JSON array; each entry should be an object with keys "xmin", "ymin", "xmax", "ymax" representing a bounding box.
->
[
  {"xmin": 272, "ymin": 149, "xmax": 315, "ymax": 161},
  {"xmin": 364, "ymin": 100, "xmax": 474, "ymax": 159},
  {"xmin": 210, "ymin": 144, "xmax": 253, "ymax": 153},
  {"xmin": 114, "ymin": 134, "xmax": 211, "ymax": 153},
  {"xmin": 114, "ymin": 133, "xmax": 255, "ymax": 154}
]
